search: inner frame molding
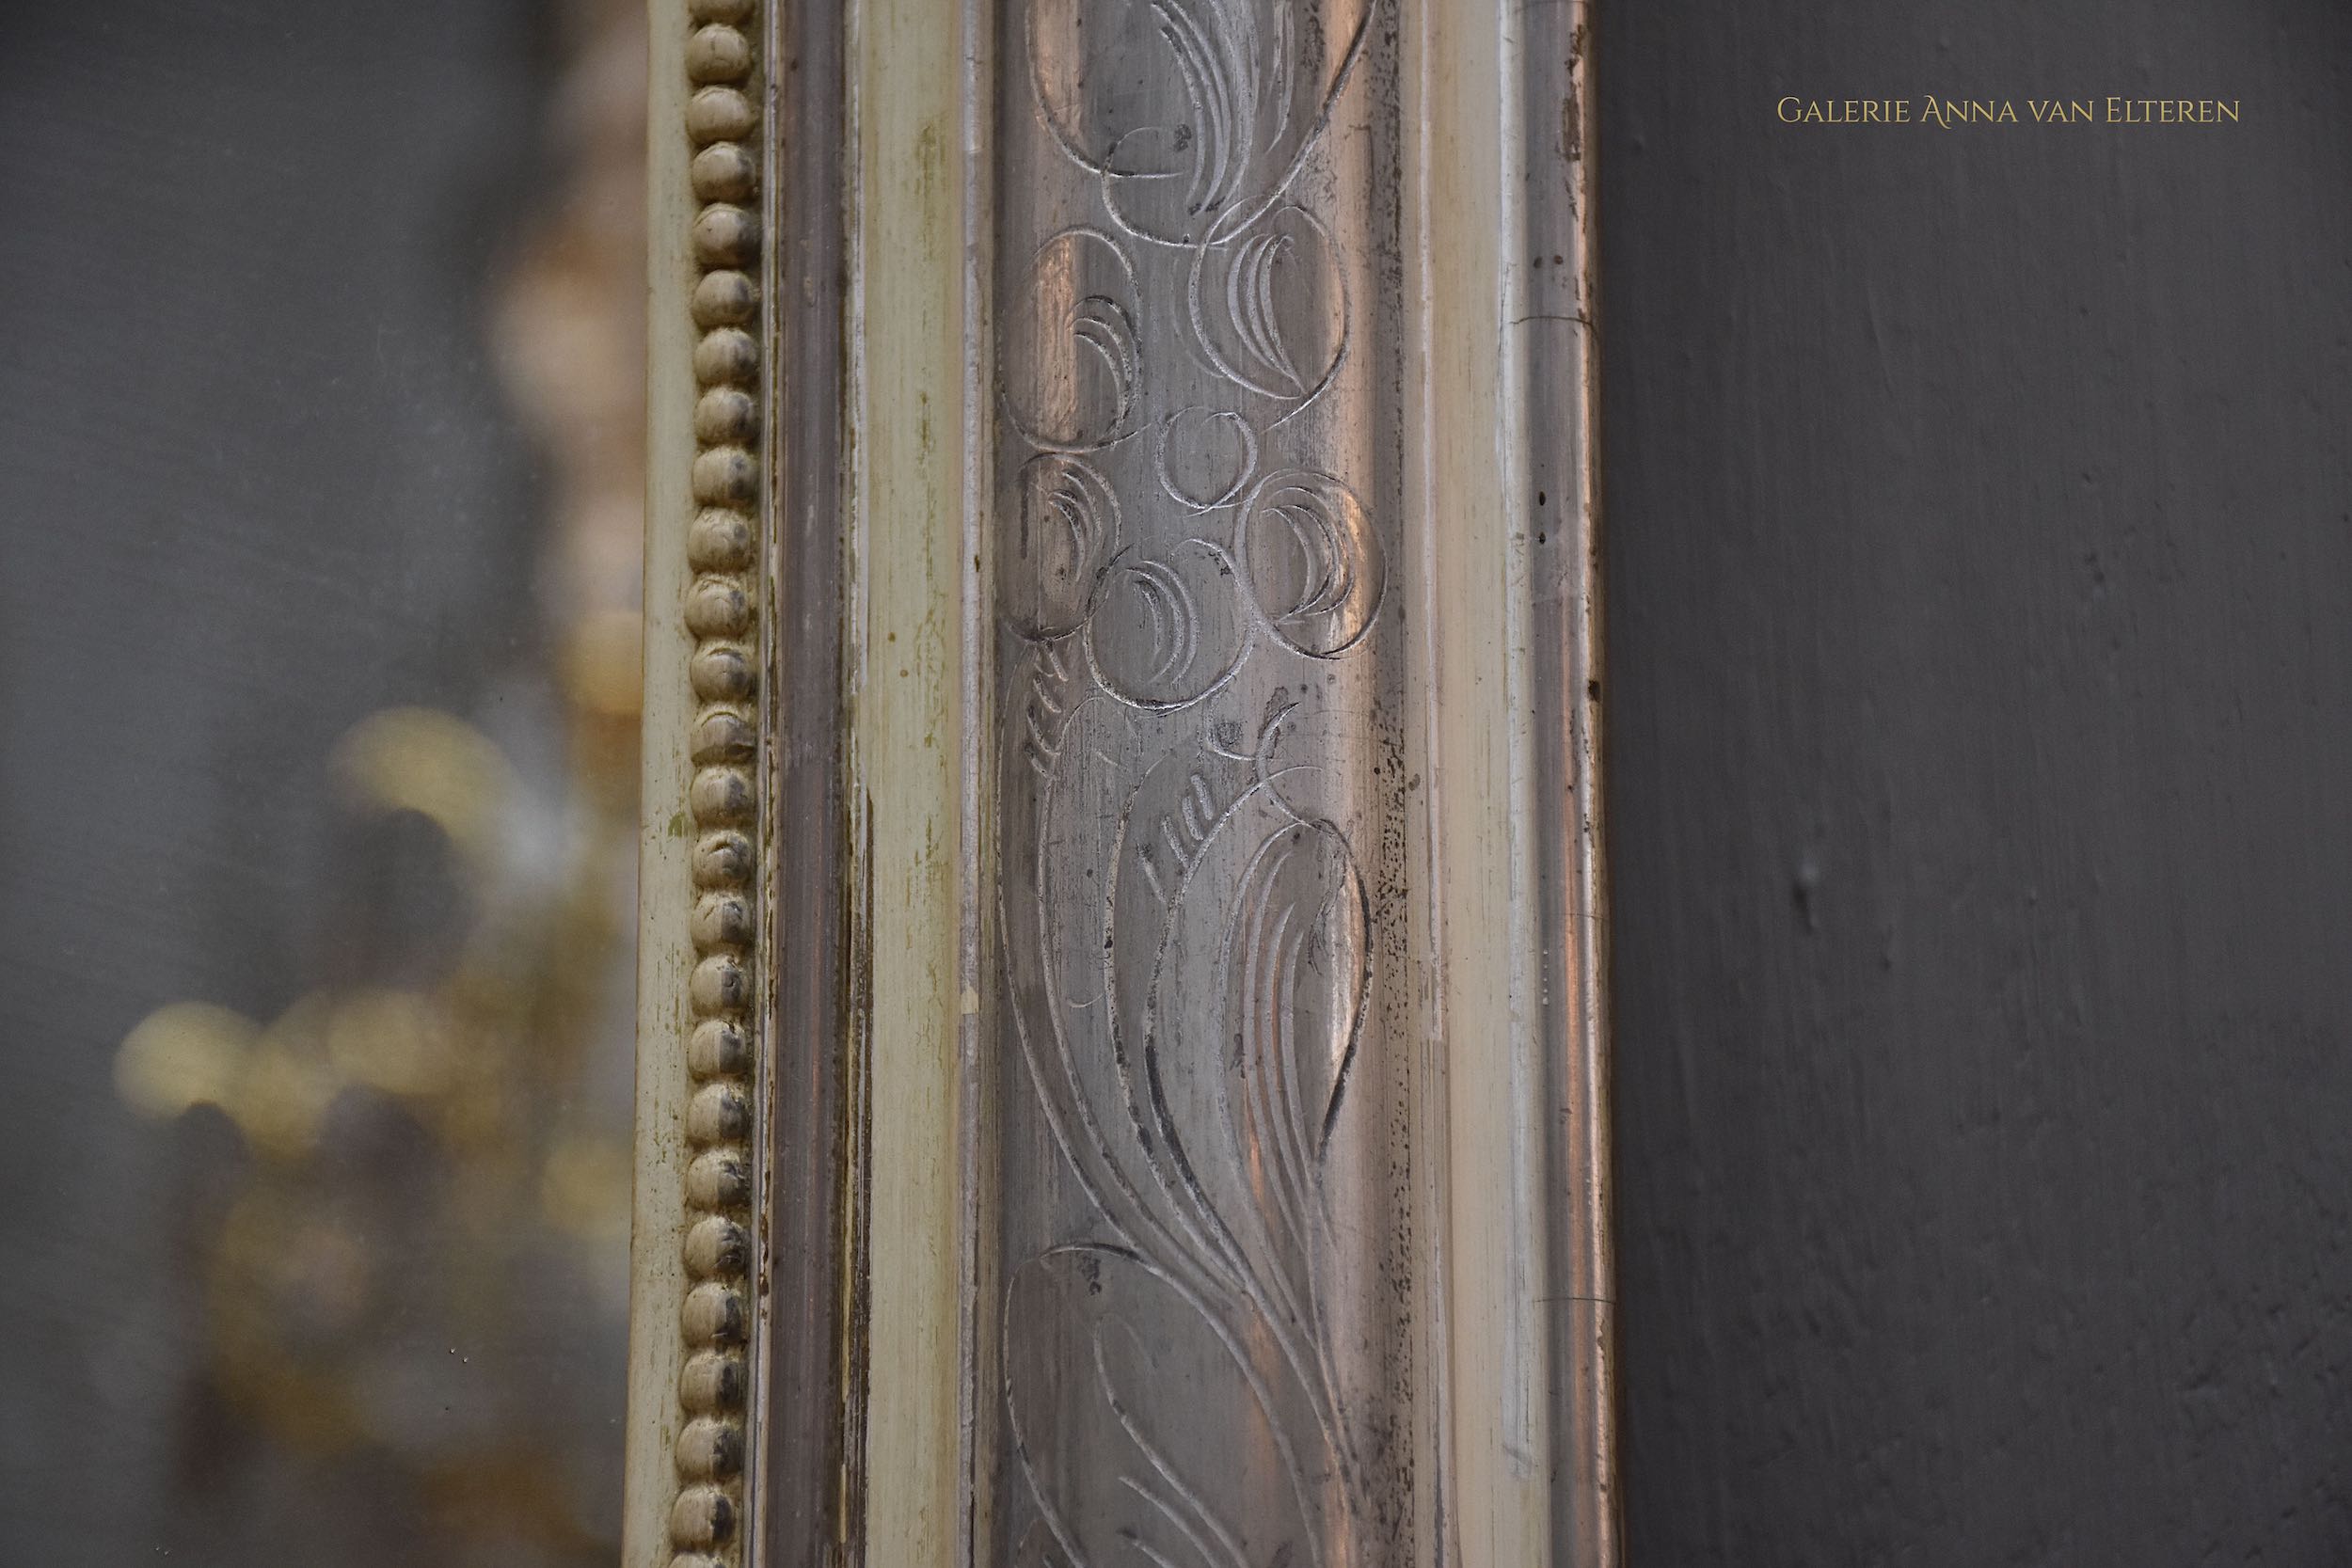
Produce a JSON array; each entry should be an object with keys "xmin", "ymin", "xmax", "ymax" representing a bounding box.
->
[{"xmin": 628, "ymin": 0, "xmax": 1613, "ymax": 1563}]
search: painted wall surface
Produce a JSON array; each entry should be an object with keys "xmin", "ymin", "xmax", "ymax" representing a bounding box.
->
[{"xmin": 1601, "ymin": 3, "xmax": 2352, "ymax": 1561}]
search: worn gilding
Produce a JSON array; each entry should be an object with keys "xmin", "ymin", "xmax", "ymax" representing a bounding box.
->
[{"xmin": 633, "ymin": 0, "xmax": 1613, "ymax": 1562}]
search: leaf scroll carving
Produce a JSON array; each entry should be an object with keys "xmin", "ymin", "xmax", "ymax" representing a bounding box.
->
[
  {"xmin": 1024, "ymin": 0, "xmax": 1376, "ymax": 247},
  {"xmin": 994, "ymin": 0, "xmax": 1403, "ymax": 1562}
]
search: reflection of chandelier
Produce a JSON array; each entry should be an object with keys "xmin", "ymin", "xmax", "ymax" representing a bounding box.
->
[
  {"xmin": 106, "ymin": 2, "xmax": 652, "ymax": 1555},
  {"xmin": 116, "ymin": 681, "xmax": 637, "ymax": 1554}
]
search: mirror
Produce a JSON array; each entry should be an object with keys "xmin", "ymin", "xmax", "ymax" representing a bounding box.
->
[{"xmin": 0, "ymin": 3, "xmax": 647, "ymax": 1560}]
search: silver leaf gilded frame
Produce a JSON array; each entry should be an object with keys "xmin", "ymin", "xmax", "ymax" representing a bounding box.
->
[{"xmin": 628, "ymin": 0, "xmax": 1613, "ymax": 1563}]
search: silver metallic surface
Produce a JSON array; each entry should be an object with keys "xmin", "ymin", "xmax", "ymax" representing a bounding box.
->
[
  {"xmin": 1516, "ymin": 4, "xmax": 1617, "ymax": 1562},
  {"xmin": 655, "ymin": 0, "xmax": 1611, "ymax": 1560},
  {"xmin": 709, "ymin": 0, "xmax": 1611, "ymax": 1558},
  {"xmin": 986, "ymin": 2, "xmax": 1419, "ymax": 1562}
]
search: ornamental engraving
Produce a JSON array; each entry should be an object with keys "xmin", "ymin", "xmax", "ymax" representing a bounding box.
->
[{"xmin": 992, "ymin": 2, "xmax": 1410, "ymax": 1563}]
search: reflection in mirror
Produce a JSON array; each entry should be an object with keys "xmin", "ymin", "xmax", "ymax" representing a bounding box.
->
[{"xmin": 0, "ymin": 3, "xmax": 645, "ymax": 1561}]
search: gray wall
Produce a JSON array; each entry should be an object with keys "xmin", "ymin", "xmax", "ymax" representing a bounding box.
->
[{"xmin": 1602, "ymin": 2, "xmax": 2352, "ymax": 1561}]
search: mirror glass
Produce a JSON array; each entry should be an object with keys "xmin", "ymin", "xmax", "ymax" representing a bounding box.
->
[{"xmin": 0, "ymin": 4, "xmax": 645, "ymax": 1561}]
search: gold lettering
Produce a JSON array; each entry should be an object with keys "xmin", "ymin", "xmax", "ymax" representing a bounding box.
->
[
  {"xmin": 1773, "ymin": 97, "xmax": 1914, "ymax": 125},
  {"xmin": 1772, "ymin": 91, "xmax": 2239, "ymax": 129}
]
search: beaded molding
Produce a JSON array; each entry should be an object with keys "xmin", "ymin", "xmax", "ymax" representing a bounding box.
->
[{"xmin": 670, "ymin": 1, "xmax": 764, "ymax": 1563}]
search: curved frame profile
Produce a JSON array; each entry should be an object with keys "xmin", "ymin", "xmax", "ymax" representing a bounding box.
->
[{"xmin": 626, "ymin": 1, "xmax": 1613, "ymax": 1564}]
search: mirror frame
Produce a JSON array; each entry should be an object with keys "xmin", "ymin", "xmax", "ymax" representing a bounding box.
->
[{"xmin": 627, "ymin": 1, "xmax": 1613, "ymax": 1562}]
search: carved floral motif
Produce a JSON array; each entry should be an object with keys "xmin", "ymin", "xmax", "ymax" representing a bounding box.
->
[{"xmin": 995, "ymin": 1, "xmax": 1394, "ymax": 1562}]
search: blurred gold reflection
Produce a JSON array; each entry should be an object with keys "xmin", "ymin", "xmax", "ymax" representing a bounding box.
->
[{"xmin": 102, "ymin": 1, "xmax": 651, "ymax": 1559}]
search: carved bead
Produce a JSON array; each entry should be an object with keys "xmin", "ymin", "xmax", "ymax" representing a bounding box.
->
[
  {"xmin": 691, "ymin": 709, "xmax": 756, "ymax": 767},
  {"xmin": 670, "ymin": 1482, "xmax": 738, "ymax": 1546},
  {"xmin": 684, "ymin": 25, "xmax": 752, "ymax": 85},
  {"xmin": 691, "ymin": 143, "xmax": 757, "ymax": 203},
  {"xmin": 686, "ymin": 87, "xmax": 757, "ymax": 144},
  {"xmin": 675, "ymin": 8, "xmax": 764, "ymax": 1553},
  {"xmin": 684, "ymin": 1215, "xmax": 751, "ymax": 1278},
  {"xmin": 693, "ymin": 324, "xmax": 759, "ymax": 383},
  {"xmin": 691, "ymin": 446, "xmax": 759, "ymax": 506},
  {"xmin": 694, "ymin": 385, "xmax": 759, "ymax": 444},
  {"xmin": 687, "ymin": 509, "xmax": 755, "ymax": 572},
  {"xmin": 691, "ymin": 270, "xmax": 758, "ymax": 329},
  {"xmin": 689, "ymin": 956, "xmax": 751, "ymax": 1018},
  {"xmin": 691, "ymin": 832, "xmax": 755, "ymax": 890},
  {"xmin": 689, "ymin": 644, "xmax": 753, "ymax": 703},
  {"xmin": 686, "ymin": 1082, "xmax": 750, "ymax": 1148},
  {"xmin": 687, "ymin": 1100, "xmax": 748, "ymax": 1161},
  {"xmin": 686, "ymin": 1148, "xmax": 751, "ymax": 1209},
  {"xmin": 691, "ymin": 206, "xmax": 760, "ymax": 269},
  {"xmin": 690, "ymin": 766, "xmax": 755, "ymax": 826},
  {"xmin": 690, "ymin": 447, "xmax": 758, "ymax": 507},
  {"xmin": 675, "ymin": 1417, "xmax": 747, "ymax": 1480},
  {"xmin": 685, "ymin": 577, "xmax": 751, "ymax": 639},
  {"xmin": 679, "ymin": 1351, "xmax": 746, "ymax": 1412},
  {"xmin": 687, "ymin": 1020, "xmax": 751, "ymax": 1080},
  {"xmin": 692, "ymin": 892, "xmax": 755, "ymax": 951},
  {"xmin": 681, "ymin": 1282, "xmax": 747, "ymax": 1347}
]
